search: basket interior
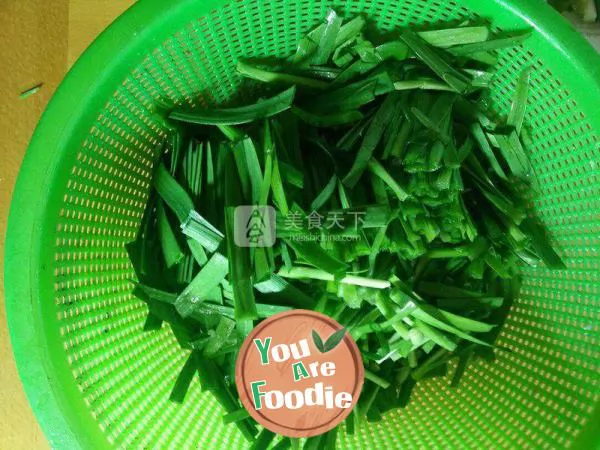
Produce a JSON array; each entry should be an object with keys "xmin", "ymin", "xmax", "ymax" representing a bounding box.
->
[{"xmin": 46, "ymin": 0, "xmax": 599, "ymax": 448}]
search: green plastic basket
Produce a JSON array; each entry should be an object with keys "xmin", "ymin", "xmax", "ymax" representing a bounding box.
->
[{"xmin": 5, "ymin": 0, "xmax": 600, "ymax": 448}]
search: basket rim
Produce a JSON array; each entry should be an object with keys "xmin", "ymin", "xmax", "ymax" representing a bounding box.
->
[
  {"xmin": 4, "ymin": 1, "xmax": 226, "ymax": 448},
  {"xmin": 4, "ymin": 0, "xmax": 600, "ymax": 448}
]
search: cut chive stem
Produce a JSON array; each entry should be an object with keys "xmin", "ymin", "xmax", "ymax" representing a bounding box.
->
[{"xmin": 278, "ymin": 267, "xmax": 391, "ymax": 289}]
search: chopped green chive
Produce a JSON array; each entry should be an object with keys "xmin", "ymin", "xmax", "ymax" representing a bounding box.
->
[
  {"xmin": 175, "ymin": 252, "xmax": 229, "ymax": 318},
  {"xmin": 169, "ymin": 87, "xmax": 296, "ymax": 125},
  {"xmin": 127, "ymin": 15, "xmax": 562, "ymax": 449},
  {"xmin": 19, "ymin": 83, "xmax": 43, "ymax": 99}
]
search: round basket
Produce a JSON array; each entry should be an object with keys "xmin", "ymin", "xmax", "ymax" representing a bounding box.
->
[{"xmin": 5, "ymin": 0, "xmax": 600, "ymax": 448}]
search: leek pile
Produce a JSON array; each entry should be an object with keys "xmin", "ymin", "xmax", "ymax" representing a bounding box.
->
[{"xmin": 127, "ymin": 12, "xmax": 563, "ymax": 450}]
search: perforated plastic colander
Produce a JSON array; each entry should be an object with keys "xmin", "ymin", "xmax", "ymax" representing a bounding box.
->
[{"xmin": 4, "ymin": 0, "xmax": 600, "ymax": 448}]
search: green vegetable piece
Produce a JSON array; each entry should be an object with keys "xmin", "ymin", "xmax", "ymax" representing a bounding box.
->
[
  {"xmin": 472, "ymin": 123, "xmax": 507, "ymax": 180},
  {"xmin": 154, "ymin": 162, "xmax": 194, "ymax": 223},
  {"xmin": 237, "ymin": 60, "xmax": 329, "ymax": 90},
  {"xmin": 292, "ymin": 107, "xmax": 363, "ymax": 127},
  {"xmin": 134, "ymin": 283, "xmax": 178, "ymax": 305},
  {"xmin": 322, "ymin": 428, "xmax": 338, "ymax": 450},
  {"xmin": 304, "ymin": 66, "xmax": 343, "ymax": 80},
  {"xmin": 313, "ymin": 9, "xmax": 343, "ymax": 65},
  {"xmin": 285, "ymin": 241, "xmax": 347, "ymax": 279},
  {"xmin": 507, "ymin": 66, "xmax": 533, "ymax": 134},
  {"xmin": 336, "ymin": 15, "xmax": 367, "ymax": 46},
  {"xmin": 492, "ymin": 130, "xmax": 532, "ymax": 180},
  {"xmin": 258, "ymin": 122, "xmax": 274, "ymax": 206},
  {"xmin": 337, "ymin": 180, "xmax": 352, "ymax": 208},
  {"xmin": 279, "ymin": 161, "xmax": 305, "ymax": 188},
  {"xmin": 418, "ymin": 282, "xmax": 485, "ymax": 298},
  {"xmin": 417, "ymin": 26, "xmax": 490, "ymax": 48},
  {"xmin": 19, "ymin": 83, "xmax": 43, "ymax": 99},
  {"xmin": 278, "ymin": 266, "xmax": 390, "ymax": 289},
  {"xmin": 343, "ymin": 93, "xmax": 400, "ymax": 187},
  {"xmin": 376, "ymin": 41, "xmax": 409, "ymax": 61},
  {"xmin": 293, "ymin": 24, "xmax": 325, "ymax": 64},
  {"xmin": 176, "ymin": 253, "xmax": 196, "ymax": 285},
  {"xmin": 367, "ymin": 159, "xmax": 409, "ymax": 201},
  {"xmin": 402, "ymin": 142, "xmax": 429, "ymax": 173},
  {"xmin": 279, "ymin": 241, "xmax": 293, "ymax": 270},
  {"xmin": 414, "ymin": 320, "xmax": 457, "ymax": 352},
  {"xmin": 250, "ymin": 429, "xmax": 276, "ymax": 450},
  {"xmin": 217, "ymin": 124, "xmax": 246, "ymax": 142},
  {"xmin": 224, "ymin": 207, "xmax": 259, "ymax": 321},
  {"xmin": 170, "ymin": 353, "xmax": 197, "ymax": 403},
  {"xmin": 127, "ymin": 197, "xmax": 162, "ymax": 282},
  {"xmin": 270, "ymin": 153, "xmax": 289, "ymax": 215},
  {"xmin": 337, "ymin": 115, "xmax": 371, "ymax": 151},
  {"xmin": 381, "ymin": 102, "xmax": 404, "ymax": 160},
  {"xmin": 466, "ymin": 167, "xmax": 526, "ymax": 223},
  {"xmin": 182, "ymin": 140, "xmax": 203, "ymax": 201},
  {"xmin": 236, "ymin": 319, "xmax": 254, "ymax": 340},
  {"xmin": 451, "ymin": 348, "xmax": 474, "ymax": 387},
  {"xmin": 394, "ymin": 79, "xmax": 456, "ymax": 92},
  {"xmin": 167, "ymin": 129, "xmax": 184, "ymax": 176},
  {"xmin": 400, "ymin": 30, "xmax": 472, "ymax": 93},
  {"xmin": 359, "ymin": 383, "xmax": 381, "ymax": 419},
  {"xmin": 254, "ymin": 274, "xmax": 315, "ymax": 309},
  {"xmin": 449, "ymin": 30, "xmax": 532, "ymax": 56},
  {"xmin": 272, "ymin": 438, "xmax": 292, "ymax": 450},
  {"xmin": 234, "ymin": 138, "xmax": 263, "ymax": 203},
  {"xmin": 311, "ymin": 175, "xmax": 338, "ymax": 211},
  {"xmin": 410, "ymin": 107, "xmax": 452, "ymax": 144},
  {"xmin": 222, "ymin": 408, "xmax": 250, "ymax": 424},
  {"xmin": 457, "ymin": 136, "xmax": 474, "ymax": 163},
  {"xmin": 292, "ymin": 14, "xmax": 364, "ymax": 65},
  {"xmin": 364, "ymin": 369, "xmax": 391, "ymax": 389},
  {"xmin": 440, "ymin": 309, "xmax": 494, "ymax": 333},
  {"xmin": 193, "ymin": 301, "xmax": 290, "ymax": 320},
  {"xmin": 371, "ymin": 174, "xmax": 389, "ymax": 205},
  {"xmin": 354, "ymin": 33, "xmax": 382, "ymax": 63},
  {"xmin": 465, "ymin": 69, "xmax": 494, "ymax": 88},
  {"xmin": 333, "ymin": 60, "xmax": 379, "ymax": 85},
  {"xmin": 175, "ymin": 252, "xmax": 229, "ymax": 317},
  {"xmin": 181, "ymin": 210, "xmax": 224, "ymax": 253},
  {"xmin": 222, "ymin": 150, "xmax": 258, "ymax": 320},
  {"xmin": 411, "ymin": 347, "xmax": 451, "ymax": 380},
  {"xmin": 411, "ymin": 305, "xmax": 492, "ymax": 346},
  {"xmin": 303, "ymin": 436, "xmax": 323, "ymax": 450},
  {"xmin": 204, "ymin": 317, "xmax": 236, "ymax": 357},
  {"xmin": 156, "ymin": 201, "xmax": 184, "ymax": 268},
  {"xmin": 187, "ymin": 238, "xmax": 208, "ymax": 266},
  {"xmin": 333, "ymin": 41, "xmax": 355, "ymax": 67},
  {"xmin": 388, "ymin": 120, "xmax": 413, "ymax": 160},
  {"xmin": 143, "ymin": 313, "xmax": 163, "ymax": 331},
  {"xmin": 468, "ymin": 51, "xmax": 498, "ymax": 65},
  {"xmin": 137, "ymin": 301, "xmax": 192, "ymax": 348},
  {"xmin": 193, "ymin": 352, "xmax": 257, "ymax": 441},
  {"xmin": 426, "ymin": 245, "xmax": 472, "ymax": 259},
  {"xmin": 345, "ymin": 412, "xmax": 356, "ymax": 435},
  {"xmin": 316, "ymin": 71, "xmax": 395, "ymax": 113},
  {"xmin": 169, "ymin": 87, "xmax": 296, "ymax": 125},
  {"xmin": 520, "ymin": 218, "xmax": 566, "ymax": 269}
]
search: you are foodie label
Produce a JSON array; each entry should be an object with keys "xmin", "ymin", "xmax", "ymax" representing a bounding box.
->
[{"xmin": 235, "ymin": 310, "xmax": 364, "ymax": 437}]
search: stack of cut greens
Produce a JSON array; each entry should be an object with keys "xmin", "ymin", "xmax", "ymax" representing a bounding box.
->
[{"xmin": 127, "ymin": 11, "xmax": 564, "ymax": 450}]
